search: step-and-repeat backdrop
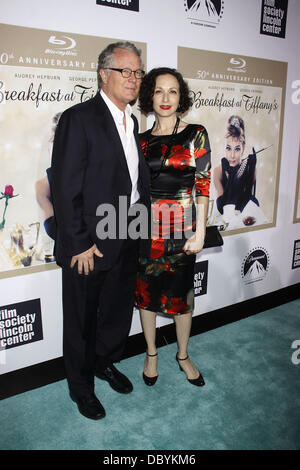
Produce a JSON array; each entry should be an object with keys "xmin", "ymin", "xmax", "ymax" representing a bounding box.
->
[{"xmin": 0, "ymin": 0, "xmax": 299, "ymax": 373}]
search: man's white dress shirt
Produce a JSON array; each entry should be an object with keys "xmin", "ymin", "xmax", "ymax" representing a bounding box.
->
[{"xmin": 100, "ymin": 90, "xmax": 140, "ymax": 206}]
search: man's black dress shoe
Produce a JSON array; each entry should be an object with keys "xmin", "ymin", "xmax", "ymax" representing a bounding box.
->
[
  {"xmin": 96, "ymin": 364, "xmax": 133, "ymax": 394},
  {"xmin": 70, "ymin": 392, "xmax": 106, "ymax": 420}
]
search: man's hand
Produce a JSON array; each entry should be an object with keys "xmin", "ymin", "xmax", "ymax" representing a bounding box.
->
[{"xmin": 70, "ymin": 244, "xmax": 103, "ymax": 275}]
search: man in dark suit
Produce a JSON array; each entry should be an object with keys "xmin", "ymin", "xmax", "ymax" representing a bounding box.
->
[{"xmin": 51, "ymin": 42, "xmax": 150, "ymax": 420}]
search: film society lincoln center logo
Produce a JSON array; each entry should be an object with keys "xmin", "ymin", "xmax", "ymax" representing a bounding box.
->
[
  {"xmin": 241, "ymin": 247, "xmax": 270, "ymax": 284},
  {"xmin": 184, "ymin": 0, "xmax": 224, "ymax": 27},
  {"xmin": 0, "ymin": 298, "xmax": 43, "ymax": 351},
  {"xmin": 96, "ymin": 0, "xmax": 139, "ymax": 12}
]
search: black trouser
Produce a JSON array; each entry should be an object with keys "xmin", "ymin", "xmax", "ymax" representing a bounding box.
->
[{"xmin": 61, "ymin": 236, "xmax": 139, "ymax": 397}]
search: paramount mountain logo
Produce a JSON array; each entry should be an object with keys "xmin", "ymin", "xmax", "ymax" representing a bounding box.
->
[
  {"xmin": 184, "ymin": 0, "xmax": 224, "ymax": 27},
  {"xmin": 241, "ymin": 247, "xmax": 270, "ymax": 284}
]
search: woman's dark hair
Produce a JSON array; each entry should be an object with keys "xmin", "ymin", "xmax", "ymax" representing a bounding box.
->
[
  {"xmin": 226, "ymin": 115, "xmax": 246, "ymax": 145},
  {"xmin": 139, "ymin": 67, "xmax": 193, "ymax": 115}
]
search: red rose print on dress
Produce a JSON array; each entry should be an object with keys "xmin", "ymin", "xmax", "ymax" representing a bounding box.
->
[
  {"xmin": 166, "ymin": 146, "xmax": 191, "ymax": 170},
  {"xmin": 135, "ymin": 279, "xmax": 151, "ymax": 308},
  {"xmin": 160, "ymin": 294, "xmax": 188, "ymax": 315},
  {"xmin": 169, "ymin": 297, "xmax": 188, "ymax": 314}
]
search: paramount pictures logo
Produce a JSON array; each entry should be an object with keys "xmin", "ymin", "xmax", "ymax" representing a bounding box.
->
[
  {"xmin": 241, "ymin": 247, "xmax": 270, "ymax": 284},
  {"xmin": 184, "ymin": 0, "xmax": 224, "ymax": 27}
]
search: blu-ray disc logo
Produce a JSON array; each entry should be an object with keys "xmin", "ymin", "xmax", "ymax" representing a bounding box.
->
[
  {"xmin": 184, "ymin": 0, "xmax": 224, "ymax": 27},
  {"xmin": 48, "ymin": 35, "xmax": 76, "ymax": 50},
  {"xmin": 227, "ymin": 57, "xmax": 246, "ymax": 74},
  {"xmin": 45, "ymin": 35, "xmax": 77, "ymax": 56},
  {"xmin": 241, "ymin": 247, "xmax": 270, "ymax": 285}
]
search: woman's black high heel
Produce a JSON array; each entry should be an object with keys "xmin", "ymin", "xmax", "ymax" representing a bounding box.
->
[
  {"xmin": 143, "ymin": 352, "xmax": 158, "ymax": 386},
  {"xmin": 176, "ymin": 353, "xmax": 205, "ymax": 387}
]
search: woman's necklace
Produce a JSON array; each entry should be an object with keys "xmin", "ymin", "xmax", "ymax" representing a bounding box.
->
[
  {"xmin": 160, "ymin": 116, "xmax": 180, "ymax": 162},
  {"xmin": 152, "ymin": 116, "xmax": 180, "ymax": 137},
  {"xmin": 149, "ymin": 117, "xmax": 180, "ymax": 180}
]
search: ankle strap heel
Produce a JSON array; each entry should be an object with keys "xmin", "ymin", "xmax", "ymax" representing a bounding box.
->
[
  {"xmin": 176, "ymin": 353, "xmax": 188, "ymax": 371},
  {"xmin": 175, "ymin": 353, "xmax": 205, "ymax": 387},
  {"xmin": 143, "ymin": 351, "xmax": 158, "ymax": 386}
]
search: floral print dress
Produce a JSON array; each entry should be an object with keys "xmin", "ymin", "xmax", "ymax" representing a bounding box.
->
[{"xmin": 135, "ymin": 124, "xmax": 211, "ymax": 315}]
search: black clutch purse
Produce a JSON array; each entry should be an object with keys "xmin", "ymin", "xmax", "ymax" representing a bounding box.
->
[
  {"xmin": 164, "ymin": 226, "xmax": 223, "ymax": 255},
  {"xmin": 203, "ymin": 225, "xmax": 223, "ymax": 249}
]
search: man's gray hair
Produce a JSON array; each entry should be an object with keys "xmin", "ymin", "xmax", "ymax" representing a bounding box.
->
[{"xmin": 97, "ymin": 41, "xmax": 143, "ymax": 89}]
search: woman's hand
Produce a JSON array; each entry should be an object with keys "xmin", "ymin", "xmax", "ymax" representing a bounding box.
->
[{"xmin": 183, "ymin": 232, "xmax": 205, "ymax": 255}]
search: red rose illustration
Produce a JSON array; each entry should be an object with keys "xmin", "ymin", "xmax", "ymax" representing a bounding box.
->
[
  {"xmin": 1, "ymin": 184, "xmax": 18, "ymax": 229},
  {"xmin": 4, "ymin": 185, "xmax": 14, "ymax": 197}
]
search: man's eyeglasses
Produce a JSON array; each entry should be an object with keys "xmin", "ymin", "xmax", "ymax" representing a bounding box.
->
[{"xmin": 104, "ymin": 68, "xmax": 145, "ymax": 79}]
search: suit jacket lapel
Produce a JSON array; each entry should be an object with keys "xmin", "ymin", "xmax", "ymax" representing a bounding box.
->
[{"xmin": 93, "ymin": 93, "xmax": 131, "ymax": 178}]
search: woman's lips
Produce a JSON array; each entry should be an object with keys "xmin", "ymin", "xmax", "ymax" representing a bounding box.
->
[{"xmin": 160, "ymin": 105, "xmax": 171, "ymax": 110}]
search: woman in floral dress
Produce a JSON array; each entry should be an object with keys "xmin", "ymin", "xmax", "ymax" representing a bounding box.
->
[{"xmin": 135, "ymin": 68, "xmax": 211, "ymax": 386}]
